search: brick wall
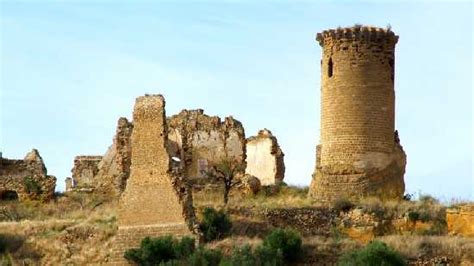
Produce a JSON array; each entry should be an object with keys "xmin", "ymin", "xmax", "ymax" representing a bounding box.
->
[{"xmin": 110, "ymin": 95, "xmax": 195, "ymax": 265}]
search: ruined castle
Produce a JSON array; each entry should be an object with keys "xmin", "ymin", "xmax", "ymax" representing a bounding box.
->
[
  {"xmin": 308, "ymin": 26, "xmax": 406, "ymax": 201},
  {"xmin": 1, "ymin": 25, "xmax": 405, "ymax": 205}
]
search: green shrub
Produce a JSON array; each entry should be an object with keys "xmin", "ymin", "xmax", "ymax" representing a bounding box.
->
[
  {"xmin": 187, "ymin": 247, "xmax": 222, "ymax": 266},
  {"xmin": 224, "ymin": 245, "xmax": 257, "ymax": 265},
  {"xmin": 199, "ymin": 207, "xmax": 232, "ymax": 242},
  {"xmin": 23, "ymin": 176, "xmax": 42, "ymax": 195},
  {"xmin": 124, "ymin": 236, "xmax": 195, "ymax": 265},
  {"xmin": 262, "ymin": 229, "xmax": 302, "ymax": 263},
  {"xmin": 254, "ymin": 244, "xmax": 284, "ymax": 266},
  {"xmin": 407, "ymin": 211, "xmax": 420, "ymax": 222},
  {"xmin": 338, "ymin": 241, "xmax": 406, "ymax": 266},
  {"xmin": 0, "ymin": 235, "xmax": 6, "ymax": 254},
  {"xmin": 333, "ymin": 198, "xmax": 354, "ymax": 213},
  {"xmin": 220, "ymin": 244, "xmax": 283, "ymax": 266}
]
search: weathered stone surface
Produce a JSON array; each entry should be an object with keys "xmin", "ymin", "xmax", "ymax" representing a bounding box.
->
[
  {"xmin": 67, "ymin": 117, "xmax": 133, "ymax": 196},
  {"xmin": 70, "ymin": 156, "xmax": 102, "ymax": 191},
  {"xmin": 167, "ymin": 109, "xmax": 246, "ymax": 180},
  {"xmin": 94, "ymin": 117, "xmax": 133, "ymax": 196},
  {"xmin": 245, "ymin": 129, "xmax": 285, "ymax": 186},
  {"xmin": 446, "ymin": 204, "xmax": 474, "ymax": 237},
  {"xmin": 0, "ymin": 149, "xmax": 56, "ymax": 201},
  {"xmin": 110, "ymin": 95, "xmax": 197, "ymax": 265},
  {"xmin": 309, "ymin": 26, "xmax": 406, "ymax": 202},
  {"xmin": 237, "ymin": 174, "xmax": 261, "ymax": 195}
]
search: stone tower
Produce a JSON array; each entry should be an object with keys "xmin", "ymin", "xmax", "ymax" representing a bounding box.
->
[{"xmin": 309, "ymin": 26, "xmax": 407, "ymax": 202}]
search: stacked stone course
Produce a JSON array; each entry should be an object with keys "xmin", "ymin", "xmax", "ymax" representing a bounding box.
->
[
  {"xmin": 110, "ymin": 95, "xmax": 197, "ymax": 265},
  {"xmin": 309, "ymin": 26, "xmax": 406, "ymax": 202}
]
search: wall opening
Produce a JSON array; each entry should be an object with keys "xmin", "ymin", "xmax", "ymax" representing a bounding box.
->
[
  {"xmin": 389, "ymin": 58, "xmax": 394, "ymax": 82},
  {"xmin": 0, "ymin": 190, "xmax": 19, "ymax": 201},
  {"xmin": 328, "ymin": 57, "xmax": 333, "ymax": 78}
]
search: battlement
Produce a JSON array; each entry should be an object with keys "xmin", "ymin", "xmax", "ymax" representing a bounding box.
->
[{"xmin": 316, "ymin": 25, "xmax": 398, "ymax": 47}]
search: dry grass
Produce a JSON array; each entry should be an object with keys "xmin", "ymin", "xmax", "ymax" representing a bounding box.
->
[
  {"xmin": 194, "ymin": 184, "xmax": 314, "ymax": 210},
  {"xmin": 379, "ymin": 235, "xmax": 474, "ymax": 262},
  {"xmin": 0, "ymin": 194, "xmax": 117, "ymax": 265},
  {"xmin": 207, "ymin": 236, "xmax": 263, "ymax": 256},
  {"xmin": 1, "ymin": 187, "xmax": 472, "ymax": 265}
]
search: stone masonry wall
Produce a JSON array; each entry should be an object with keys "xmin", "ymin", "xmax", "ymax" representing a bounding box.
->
[
  {"xmin": 71, "ymin": 156, "xmax": 102, "ymax": 190},
  {"xmin": 309, "ymin": 26, "xmax": 406, "ymax": 202},
  {"xmin": 68, "ymin": 117, "xmax": 133, "ymax": 196},
  {"xmin": 94, "ymin": 117, "xmax": 133, "ymax": 196},
  {"xmin": 0, "ymin": 149, "xmax": 56, "ymax": 201},
  {"xmin": 245, "ymin": 129, "xmax": 285, "ymax": 186},
  {"xmin": 110, "ymin": 95, "xmax": 197, "ymax": 265},
  {"xmin": 168, "ymin": 109, "xmax": 246, "ymax": 179}
]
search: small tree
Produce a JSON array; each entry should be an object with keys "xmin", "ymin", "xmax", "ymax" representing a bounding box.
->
[{"xmin": 203, "ymin": 156, "xmax": 245, "ymax": 205}]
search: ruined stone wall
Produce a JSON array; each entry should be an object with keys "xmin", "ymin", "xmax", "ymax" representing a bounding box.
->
[
  {"xmin": 245, "ymin": 129, "xmax": 285, "ymax": 186},
  {"xmin": 110, "ymin": 95, "xmax": 197, "ymax": 264},
  {"xmin": 309, "ymin": 26, "xmax": 406, "ymax": 201},
  {"xmin": 94, "ymin": 117, "xmax": 133, "ymax": 196},
  {"xmin": 0, "ymin": 149, "xmax": 56, "ymax": 201},
  {"xmin": 71, "ymin": 156, "xmax": 102, "ymax": 190},
  {"xmin": 68, "ymin": 117, "xmax": 133, "ymax": 196},
  {"xmin": 168, "ymin": 109, "xmax": 246, "ymax": 179}
]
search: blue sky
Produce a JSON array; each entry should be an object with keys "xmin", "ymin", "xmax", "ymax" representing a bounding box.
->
[{"xmin": 1, "ymin": 1, "xmax": 472, "ymax": 201}]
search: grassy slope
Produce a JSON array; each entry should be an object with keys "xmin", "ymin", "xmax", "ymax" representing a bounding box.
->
[{"xmin": 0, "ymin": 186, "xmax": 473, "ymax": 265}]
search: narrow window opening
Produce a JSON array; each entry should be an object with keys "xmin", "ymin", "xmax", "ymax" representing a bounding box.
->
[
  {"xmin": 389, "ymin": 58, "xmax": 394, "ymax": 82},
  {"xmin": 328, "ymin": 57, "xmax": 333, "ymax": 78}
]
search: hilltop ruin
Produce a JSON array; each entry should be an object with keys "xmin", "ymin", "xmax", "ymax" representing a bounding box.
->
[{"xmin": 0, "ymin": 149, "xmax": 56, "ymax": 201}]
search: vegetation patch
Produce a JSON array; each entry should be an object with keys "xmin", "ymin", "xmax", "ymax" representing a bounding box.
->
[
  {"xmin": 338, "ymin": 240, "xmax": 406, "ymax": 266},
  {"xmin": 200, "ymin": 207, "xmax": 232, "ymax": 242}
]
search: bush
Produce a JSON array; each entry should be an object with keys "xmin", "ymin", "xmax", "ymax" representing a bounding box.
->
[
  {"xmin": 338, "ymin": 241, "xmax": 406, "ymax": 266},
  {"xmin": 124, "ymin": 236, "xmax": 195, "ymax": 265},
  {"xmin": 23, "ymin": 176, "xmax": 42, "ymax": 195},
  {"xmin": 262, "ymin": 229, "xmax": 302, "ymax": 263},
  {"xmin": 221, "ymin": 245, "xmax": 256, "ymax": 266},
  {"xmin": 0, "ymin": 235, "xmax": 6, "ymax": 254},
  {"xmin": 333, "ymin": 198, "xmax": 354, "ymax": 213},
  {"xmin": 407, "ymin": 211, "xmax": 420, "ymax": 223},
  {"xmin": 254, "ymin": 244, "xmax": 284, "ymax": 266},
  {"xmin": 220, "ymin": 244, "xmax": 283, "ymax": 266},
  {"xmin": 187, "ymin": 247, "xmax": 222, "ymax": 266},
  {"xmin": 199, "ymin": 207, "xmax": 232, "ymax": 242}
]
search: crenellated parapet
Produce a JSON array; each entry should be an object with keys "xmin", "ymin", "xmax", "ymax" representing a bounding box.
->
[{"xmin": 316, "ymin": 25, "xmax": 398, "ymax": 47}]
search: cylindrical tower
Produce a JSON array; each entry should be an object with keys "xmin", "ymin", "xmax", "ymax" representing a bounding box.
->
[{"xmin": 309, "ymin": 26, "xmax": 406, "ymax": 202}]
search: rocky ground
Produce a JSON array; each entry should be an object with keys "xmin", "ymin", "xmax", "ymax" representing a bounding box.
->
[{"xmin": 0, "ymin": 186, "xmax": 473, "ymax": 265}]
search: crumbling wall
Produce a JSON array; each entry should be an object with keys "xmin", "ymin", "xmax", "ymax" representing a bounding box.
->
[
  {"xmin": 0, "ymin": 149, "xmax": 56, "ymax": 201},
  {"xmin": 309, "ymin": 26, "xmax": 406, "ymax": 202},
  {"xmin": 245, "ymin": 129, "xmax": 285, "ymax": 186},
  {"xmin": 110, "ymin": 95, "xmax": 197, "ymax": 264},
  {"xmin": 94, "ymin": 117, "xmax": 133, "ymax": 195},
  {"xmin": 67, "ymin": 117, "xmax": 133, "ymax": 196},
  {"xmin": 167, "ymin": 109, "xmax": 246, "ymax": 179},
  {"xmin": 70, "ymin": 156, "xmax": 102, "ymax": 191}
]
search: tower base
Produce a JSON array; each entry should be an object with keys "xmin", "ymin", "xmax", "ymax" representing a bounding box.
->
[{"xmin": 309, "ymin": 144, "xmax": 406, "ymax": 203}]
